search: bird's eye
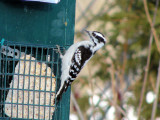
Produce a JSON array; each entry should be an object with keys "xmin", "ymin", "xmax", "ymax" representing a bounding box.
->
[
  {"xmin": 92, "ymin": 32, "xmax": 96, "ymax": 37},
  {"xmin": 96, "ymin": 36, "xmax": 105, "ymax": 44}
]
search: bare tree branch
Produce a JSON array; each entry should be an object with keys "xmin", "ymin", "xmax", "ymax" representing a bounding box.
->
[
  {"xmin": 110, "ymin": 64, "xmax": 119, "ymax": 120},
  {"xmin": 71, "ymin": 91, "xmax": 85, "ymax": 120},
  {"xmin": 106, "ymin": 97, "xmax": 128, "ymax": 119},
  {"xmin": 87, "ymin": 63, "xmax": 95, "ymax": 120},
  {"xmin": 110, "ymin": 64, "xmax": 117, "ymax": 105},
  {"xmin": 143, "ymin": 0, "xmax": 160, "ymax": 53},
  {"xmin": 94, "ymin": 82, "xmax": 128, "ymax": 119},
  {"xmin": 137, "ymin": 0, "xmax": 159, "ymax": 118},
  {"xmin": 151, "ymin": 60, "xmax": 160, "ymax": 120}
]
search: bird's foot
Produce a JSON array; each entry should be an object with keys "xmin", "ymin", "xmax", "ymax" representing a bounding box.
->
[{"xmin": 56, "ymin": 45, "xmax": 63, "ymax": 58}]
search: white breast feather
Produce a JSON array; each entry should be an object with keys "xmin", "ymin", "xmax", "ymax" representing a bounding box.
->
[{"xmin": 60, "ymin": 41, "xmax": 93, "ymax": 85}]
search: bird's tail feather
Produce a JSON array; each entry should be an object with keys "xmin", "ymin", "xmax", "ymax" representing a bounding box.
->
[{"xmin": 56, "ymin": 80, "xmax": 70, "ymax": 101}]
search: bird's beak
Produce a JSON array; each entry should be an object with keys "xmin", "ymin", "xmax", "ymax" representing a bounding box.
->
[
  {"xmin": 84, "ymin": 30, "xmax": 94, "ymax": 42},
  {"xmin": 84, "ymin": 30, "xmax": 91, "ymax": 36},
  {"xmin": 84, "ymin": 29, "xmax": 89, "ymax": 34}
]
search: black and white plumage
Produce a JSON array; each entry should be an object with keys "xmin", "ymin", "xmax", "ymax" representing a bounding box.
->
[{"xmin": 56, "ymin": 30, "xmax": 107, "ymax": 101}]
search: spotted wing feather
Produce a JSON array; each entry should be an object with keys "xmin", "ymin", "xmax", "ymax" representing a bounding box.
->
[{"xmin": 68, "ymin": 46, "xmax": 93, "ymax": 83}]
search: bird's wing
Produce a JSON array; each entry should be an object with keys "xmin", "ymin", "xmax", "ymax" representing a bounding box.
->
[{"xmin": 69, "ymin": 45, "xmax": 93, "ymax": 80}]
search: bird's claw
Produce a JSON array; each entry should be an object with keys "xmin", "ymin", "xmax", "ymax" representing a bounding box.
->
[
  {"xmin": 56, "ymin": 45, "xmax": 63, "ymax": 58},
  {"xmin": 56, "ymin": 45, "xmax": 62, "ymax": 54}
]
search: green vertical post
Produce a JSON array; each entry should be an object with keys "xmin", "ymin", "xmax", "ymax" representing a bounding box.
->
[{"xmin": 0, "ymin": 0, "xmax": 76, "ymax": 119}]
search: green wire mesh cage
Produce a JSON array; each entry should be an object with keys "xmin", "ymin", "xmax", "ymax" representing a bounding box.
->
[
  {"xmin": 0, "ymin": 0, "xmax": 76, "ymax": 119},
  {"xmin": 0, "ymin": 40, "xmax": 65, "ymax": 119}
]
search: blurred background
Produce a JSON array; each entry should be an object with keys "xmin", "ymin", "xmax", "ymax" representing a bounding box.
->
[{"xmin": 70, "ymin": 0, "xmax": 160, "ymax": 120}]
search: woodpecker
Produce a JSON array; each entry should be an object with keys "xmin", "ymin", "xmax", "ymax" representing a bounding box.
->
[{"xmin": 56, "ymin": 30, "xmax": 106, "ymax": 101}]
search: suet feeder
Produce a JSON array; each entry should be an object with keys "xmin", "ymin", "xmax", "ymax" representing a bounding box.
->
[{"xmin": 0, "ymin": 0, "xmax": 76, "ymax": 119}]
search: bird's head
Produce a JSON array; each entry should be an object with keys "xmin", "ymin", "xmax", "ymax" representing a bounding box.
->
[{"xmin": 85, "ymin": 30, "xmax": 106, "ymax": 50}]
